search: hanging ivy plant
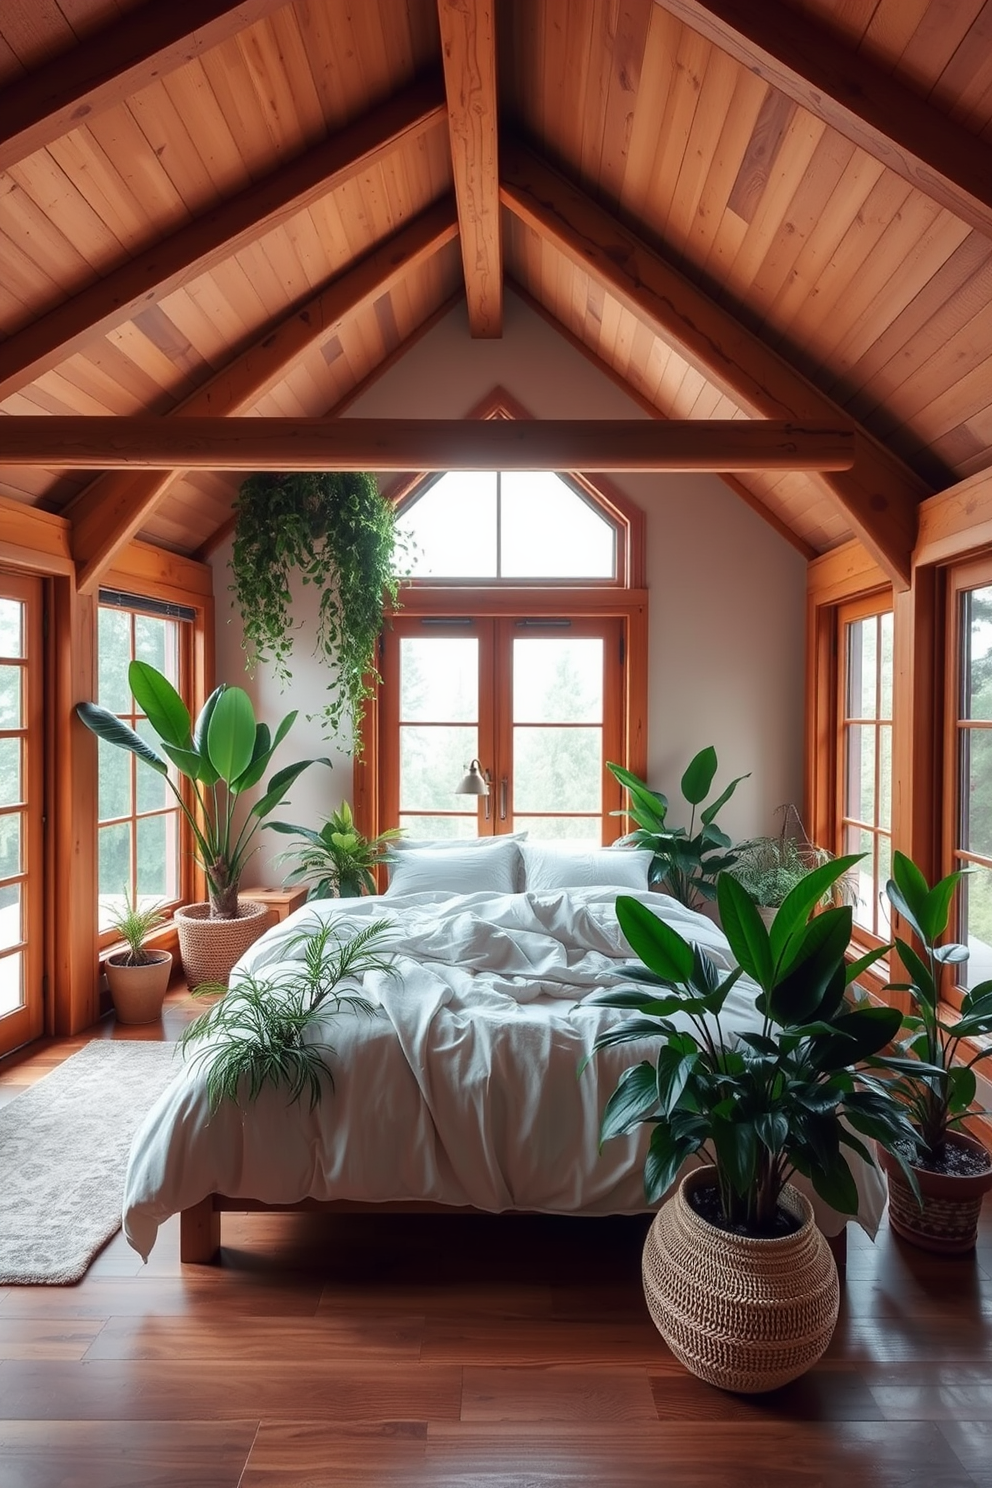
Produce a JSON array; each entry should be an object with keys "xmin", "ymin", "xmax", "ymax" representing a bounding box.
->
[{"xmin": 230, "ymin": 471, "xmax": 402, "ymax": 751}]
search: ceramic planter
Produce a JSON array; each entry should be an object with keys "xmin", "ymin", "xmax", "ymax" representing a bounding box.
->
[
  {"xmin": 641, "ymin": 1165, "xmax": 840, "ymax": 1394},
  {"xmin": 877, "ymin": 1133, "xmax": 992, "ymax": 1254},
  {"xmin": 105, "ymin": 950, "xmax": 173, "ymax": 1025},
  {"xmin": 174, "ymin": 900, "xmax": 270, "ymax": 989}
]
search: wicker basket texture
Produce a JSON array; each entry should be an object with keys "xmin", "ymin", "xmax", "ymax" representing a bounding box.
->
[
  {"xmin": 642, "ymin": 1166, "xmax": 840, "ymax": 1394},
  {"xmin": 174, "ymin": 900, "xmax": 271, "ymax": 989}
]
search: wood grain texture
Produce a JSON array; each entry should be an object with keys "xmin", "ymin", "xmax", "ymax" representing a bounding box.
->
[{"xmin": 437, "ymin": 0, "xmax": 501, "ymax": 336}]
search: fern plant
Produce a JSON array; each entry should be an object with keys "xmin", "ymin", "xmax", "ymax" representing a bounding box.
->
[
  {"xmin": 230, "ymin": 471, "xmax": 403, "ymax": 751},
  {"xmin": 179, "ymin": 917, "xmax": 395, "ymax": 1111}
]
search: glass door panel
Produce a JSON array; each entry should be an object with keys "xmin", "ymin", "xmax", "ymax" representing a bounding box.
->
[
  {"xmin": 394, "ymin": 628, "xmax": 489, "ymax": 838},
  {"xmin": 0, "ymin": 574, "xmax": 43, "ymax": 1055},
  {"xmin": 509, "ymin": 634, "xmax": 606, "ymax": 841}
]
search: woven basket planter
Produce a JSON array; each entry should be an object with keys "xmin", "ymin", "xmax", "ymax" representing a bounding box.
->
[
  {"xmin": 877, "ymin": 1134, "xmax": 992, "ymax": 1254},
  {"xmin": 174, "ymin": 900, "xmax": 270, "ymax": 989},
  {"xmin": 642, "ymin": 1166, "xmax": 840, "ymax": 1394}
]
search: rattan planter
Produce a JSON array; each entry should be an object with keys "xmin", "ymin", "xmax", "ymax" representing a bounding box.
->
[
  {"xmin": 642, "ymin": 1166, "xmax": 840, "ymax": 1394},
  {"xmin": 877, "ymin": 1134, "xmax": 992, "ymax": 1254},
  {"xmin": 174, "ymin": 900, "xmax": 270, "ymax": 989}
]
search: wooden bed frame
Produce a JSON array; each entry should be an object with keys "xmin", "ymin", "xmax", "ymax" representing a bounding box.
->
[{"xmin": 178, "ymin": 1195, "xmax": 848, "ymax": 1272}]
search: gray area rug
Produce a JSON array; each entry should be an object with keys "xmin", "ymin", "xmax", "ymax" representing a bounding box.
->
[{"xmin": 0, "ymin": 1040, "xmax": 181, "ymax": 1284}]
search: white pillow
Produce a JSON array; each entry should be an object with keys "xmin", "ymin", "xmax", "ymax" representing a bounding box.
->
[
  {"xmin": 385, "ymin": 838, "xmax": 522, "ymax": 896},
  {"xmin": 521, "ymin": 842, "xmax": 654, "ymax": 893},
  {"xmin": 391, "ymin": 830, "xmax": 528, "ymax": 852}
]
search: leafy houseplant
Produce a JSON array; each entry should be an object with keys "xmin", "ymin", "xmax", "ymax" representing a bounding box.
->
[
  {"xmin": 77, "ymin": 661, "xmax": 330, "ymax": 921},
  {"xmin": 607, "ymin": 747, "xmax": 749, "ymax": 910},
  {"xmin": 103, "ymin": 887, "xmax": 172, "ymax": 1025},
  {"xmin": 231, "ymin": 471, "xmax": 403, "ymax": 750},
  {"xmin": 267, "ymin": 801, "xmax": 403, "ymax": 899},
  {"xmin": 727, "ymin": 807, "xmax": 851, "ymax": 922},
  {"xmin": 583, "ymin": 856, "xmax": 917, "ymax": 1391},
  {"xmin": 872, "ymin": 852, "xmax": 992, "ymax": 1251},
  {"xmin": 180, "ymin": 917, "xmax": 394, "ymax": 1112}
]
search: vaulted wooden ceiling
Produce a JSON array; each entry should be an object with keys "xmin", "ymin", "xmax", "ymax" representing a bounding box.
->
[{"xmin": 2, "ymin": 0, "xmax": 991, "ymax": 593}]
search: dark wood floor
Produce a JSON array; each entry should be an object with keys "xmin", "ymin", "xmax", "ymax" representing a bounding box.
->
[{"xmin": 1, "ymin": 987, "xmax": 991, "ymax": 1487}]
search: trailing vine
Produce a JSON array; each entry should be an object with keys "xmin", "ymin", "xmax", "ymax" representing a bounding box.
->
[{"xmin": 230, "ymin": 471, "xmax": 402, "ymax": 751}]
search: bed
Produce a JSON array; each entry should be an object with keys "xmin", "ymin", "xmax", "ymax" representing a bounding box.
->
[{"xmin": 121, "ymin": 840, "xmax": 887, "ymax": 1264}]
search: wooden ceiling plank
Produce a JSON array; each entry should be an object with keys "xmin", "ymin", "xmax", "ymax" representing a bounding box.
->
[
  {"xmin": 436, "ymin": 0, "xmax": 501, "ymax": 336},
  {"xmin": 0, "ymin": 0, "xmax": 289, "ymax": 172},
  {"xmin": 60, "ymin": 197, "xmax": 459, "ymax": 593},
  {"xmin": 653, "ymin": 0, "xmax": 992, "ymax": 239},
  {"xmin": 500, "ymin": 139, "xmax": 926, "ymax": 587},
  {"xmin": 0, "ymin": 416, "xmax": 856, "ymax": 471},
  {"xmin": 0, "ymin": 74, "xmax": 447, "ymax": 404}
]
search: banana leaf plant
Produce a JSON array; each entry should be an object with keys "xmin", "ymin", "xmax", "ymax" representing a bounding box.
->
[
  {"xmin": 77, "ymin": 661, "xmax": 331, "ymax": 919},
  {"xmin": 872, "ymin": 852, "xmax": 992, "ymax": 1162},
  {"xmin": 608, "ymin": 747, "xmax": 749, "ymax": 910},
  {"xmin": 584, "ymin": 856, "xmax": 922, "ymax": 1232}
]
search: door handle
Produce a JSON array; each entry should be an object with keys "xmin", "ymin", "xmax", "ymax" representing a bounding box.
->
[{"xmin": 499, "ymin": 776, "xmax": 508, "ymax": 821}]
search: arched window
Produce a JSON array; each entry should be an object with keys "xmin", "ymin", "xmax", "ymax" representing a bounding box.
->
[{"xmin": 356, "ymin": 394, "xmax": 648, "ymax": 847}]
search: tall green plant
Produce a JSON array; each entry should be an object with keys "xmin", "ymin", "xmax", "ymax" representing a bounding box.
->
[
  {"xmin": 231, "ymin": 471, "xmax": 402, "ymax": 750},
  {"xmin": 77, "ymin": 661, "xmax": 330, "ymax": 919},
  {"xmin": 585, "ymin": 856, "xmax": 918, "ymax": 1231},
  {"xmin": 875, "ymin": 853, "xmax": 992, "ymax": 1160},
  {"xmin": 608, "ymin": 747, "xmax": 749, "ymax": 909}
]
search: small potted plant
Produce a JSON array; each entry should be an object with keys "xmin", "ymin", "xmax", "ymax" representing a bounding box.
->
[
  {"xmin": 584, "ymin": 855, "xmax": 917, "ymax": 1392},
  {"xmin": 872, "ymin": 852, "xmax": 992, "ymax": 1252},
  {"xmin": 104, "ymin": 888, "xmax": 172, "ymax": 1025},
  {"xmin": 607, "ymin": 746, "xmax": 749, "ymax": 912},
  {"xmin": 77, "ymin": 661, "xmax": 331, "ymax": 986},
  {"xmin": 727, "ymin": 805, "xmax": 852, "ymax": 929},
  {"xmin": 266, "ymin": 801, "xmax": 404, "ymax": 899}
]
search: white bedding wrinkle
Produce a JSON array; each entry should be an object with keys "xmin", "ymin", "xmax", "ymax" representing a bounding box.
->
[{"xmin": 122, "ymin": 887, "xmax": 886, "ymax": 1258}]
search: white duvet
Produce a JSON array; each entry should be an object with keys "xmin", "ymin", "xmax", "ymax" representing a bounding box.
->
[{"xmin": 122, "ymin": 887, "xmax": 886, "ymax": 1257}]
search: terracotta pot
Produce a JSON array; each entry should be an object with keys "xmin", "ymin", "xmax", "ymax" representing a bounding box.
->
[
  {"xmin": 105, "ymin": 949, "xmax": 172, "ymax": 1025},
  {"xmin": 174, "ymin": 900, "xmax": 270, "ymax": 989},
  {"xmin": 877, "ymin": 1133, "xmax": 992, "ymax": 1254},
  {"xmin": 641, "ymin": 1165, "xmax": 839, "ymax": 1394}
]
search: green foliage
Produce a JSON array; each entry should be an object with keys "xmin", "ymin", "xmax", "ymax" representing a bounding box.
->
[
  {"xmin": 76, "ymin": 662, "xmax": 331, "ymax": 918},
  {"xmin": 230, "ymin": 471, "xmax": 403, "ymax": 752},
  {"xmin": 179, "ymin": 917, "xmax": 395, "ymax": 1112},
  {"xmin": 873, "ymin": 853, "xmax": 992, "ymax": 1160},
  {"xmin": 106, "ymin": 886, "xmax": 167, "ymax": 967},
  {"xmin": 267, "ymin": 801, "xmax": 404, "ymax": 899},
  {"xmin": 585, "ymin": 855, "xmax": 919, "ymax": 1231},
  {"xmin": 728, "ymin": 810, "xmax": 850, "ymax": 910},
  {"xmin": 607, "ymin": 748, "xmax": 749, "ymax": 909}
]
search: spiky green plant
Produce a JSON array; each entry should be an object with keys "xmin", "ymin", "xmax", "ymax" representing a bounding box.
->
[
  {"xmin": 106, "ymin": 886, "xmax": 167, "ymax": 966},
  {"xmin": 179, "ymin": 917, "xmax": 395, "ymax": 1112}
]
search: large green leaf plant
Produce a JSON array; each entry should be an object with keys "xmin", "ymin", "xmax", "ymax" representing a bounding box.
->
[
  {"xmin": 607, "ymin": 747, "xmax": 749, "ymax": 910},
  {"xmin": 77, "ymin": 661, "xmax": 330, "ymax": 918},
  {"xmin": 584, "ymin": 856, "xmax": 920, "ymax": 1233}
]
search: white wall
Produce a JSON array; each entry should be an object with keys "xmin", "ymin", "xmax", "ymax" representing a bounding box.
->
[{"xmin": 212, "ymin": 290, "xmax": 807, "ymax": 885}]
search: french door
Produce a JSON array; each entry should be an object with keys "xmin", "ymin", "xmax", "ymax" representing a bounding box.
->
[
  {"xmin": 380, "ymin": 615, "xmax": 625, "ymax": 842},
  {"xmin": 0, "ymin": 572, "xmax": 44, "ymax": 1056}
]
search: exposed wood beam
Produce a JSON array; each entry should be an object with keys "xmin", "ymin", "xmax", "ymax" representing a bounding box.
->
[
  {"xmin": 0, "ymin": 0, "xmax": 287, "ymax": 171},
  {"xmin": 437, "ymin": 0, "xmax": 502, "ymax": 336},
  {"xmin": 653, "ymin": 0, "xmax": 992, "ymax": 241},
  {"xmin": 61, "ymin": 198, "xmax": 460, "ymax": 594},
  {"xmin": 0, "ymin": 417, "xmax": 854, "ymax": 472},
  {"xmin": 500, "ymin": 140, "xmax": 927, "ymax": 588},
  {"xmin": 0, "ymin": 75, "xmax": 447, "ymax": 403}
]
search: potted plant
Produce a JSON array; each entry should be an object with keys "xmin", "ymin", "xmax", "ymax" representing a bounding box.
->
[
  {"xmin": 607, "ymin": 747, "xmax": 749, "ymax": 911},
  {"xmin": 872, "ymin": 852, "xmax": 992, "ymax": 1252},
  {"xmin": 77, "ymin": 661, "xmax": 331, "ymax": 987},
  {"xmin": 266, "ymin": 801, "xmax": 403, "ymax": 899},
  {"xmin": 727, "ymin": 805, "xmax": 852, "ymax": 929},
  {"xmin": 584, "ymin": 855, "xmax": 917, "ymax": 1393},
  {"xmin": 103, "ymin": 887, "xmax": 172, "ymax": 1025},
  {"xmin": 231, "ymin": 471, "xmax": 403, "ymax": 751}
]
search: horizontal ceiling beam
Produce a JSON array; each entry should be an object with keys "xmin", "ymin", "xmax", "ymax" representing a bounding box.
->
[
  {"xmin": 63, "ymin": 198, "xmax": 460, "ymax": 594},
  {"xmin": 0, "ymin": 417, "xmax": 854, "ymax": 471},
  {"xmin": 437, "ymin": 0, "xmax": 502, "ymax": 336},
  {"xmin": 654, "ymin": 0, "xmax": 992, "ymax": 240},
  {"xmin": 0, "ymin": 74, "xmax": 447, "ymax": 403},
  {"xmin": 0, "ymin": 0, "xmax": 287, "ymax": 171},
  {"xmin": 500, "ymin": 139, "xmax": 926, "ymax": 588}
]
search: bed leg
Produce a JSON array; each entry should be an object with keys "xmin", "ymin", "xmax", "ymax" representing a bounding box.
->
[
  {"xmin": 180, "ymin": 1196, "xmax": 221, "ymax": 1264},
  {"xmin": 826, "ymin": 1226, "xmax": 847, "ymax": 1278}
]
